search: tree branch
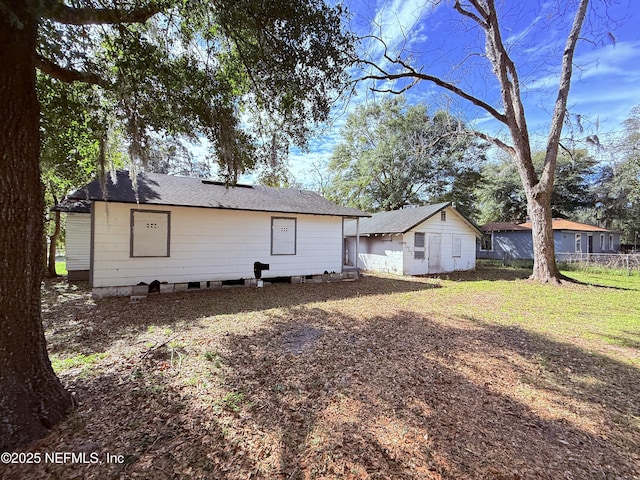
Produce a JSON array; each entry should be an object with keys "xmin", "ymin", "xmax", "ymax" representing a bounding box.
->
[
  {"xmin": 35, "ymin": 55, "xmax": 111, "ymax": 88},
  {"xmin": 46, "ymin": 1, "xmax": 163, "ymax": 26},
  {"xmin": 541, "ymin": 0, "xmax": 590, "ymax": 191},
  {"xmin": 359, "ymin": 65, "xmax": 507, "ymax": 125},
  {"xmin": 454, "ymin": 0, "xmax": 488, "ymax": 28},
  {"xmin": 470, "ymin": 130, "xmax": 515, "ymax": 156}
]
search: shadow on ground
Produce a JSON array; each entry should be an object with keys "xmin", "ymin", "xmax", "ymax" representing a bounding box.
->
[
  {"xmin": 216, "ymin": 308, "xmax": 640, "ymax": 479},
  {"xmin": 7, "ymin": 279, "xmax": 639, "ymax": 479},
  {"xmin": 42, "ymin": 275, "xmax": 441, "ymax": 357}
]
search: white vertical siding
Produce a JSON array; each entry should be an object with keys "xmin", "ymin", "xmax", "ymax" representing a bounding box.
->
[
  {"xmin": 91, "ymin": 202, "xmax": 344, "ymax": 287},
  {"xmin": 65, "ymin": 213, "xmax": 91, "ymax": 271},
  {"xmin": 403, "ymin": 208, "xmax": 478, "ymax": 275}
]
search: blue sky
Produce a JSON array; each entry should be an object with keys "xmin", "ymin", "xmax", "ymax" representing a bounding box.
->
[{"xmin": 285, "ymin": 0, "xmax": 640, "ymax": 186}]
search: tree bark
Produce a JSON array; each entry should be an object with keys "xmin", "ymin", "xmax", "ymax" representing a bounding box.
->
[
  {"xmin": 0, "ymin": 5, "xmax": 74, "ymax": 450},
  {"xmin": 47, "ymin": 193, "xmax": 61, "ymax": 278},
  {"xmin": 526, "ymin": 190, "xmax": 562, "ymax": 283}
]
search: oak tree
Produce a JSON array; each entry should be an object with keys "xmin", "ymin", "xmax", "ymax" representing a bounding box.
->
[
  {"xmin": 0, "ymin": 0, "xmax": 354, "ymax": 449},
  {"xmin": 326, "ymin": 96, "xmax": 486, "ymax": 217}
]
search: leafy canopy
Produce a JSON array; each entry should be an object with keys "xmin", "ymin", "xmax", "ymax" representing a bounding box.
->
[
  {"xmin": 477, "ymin": 149, "xmax": 597, "ymax": 224},
  {"xmin": 33, "ymin": 0, "xmax": 356, "ymax": 180},
  {"xmin": 326, "ymin": 96, "xmax": 486, "ymax": 217}
]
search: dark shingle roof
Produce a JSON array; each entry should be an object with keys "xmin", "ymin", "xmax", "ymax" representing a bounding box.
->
[
  {"xmin": 481, "ymin": 222, "xmax": 530, "ymax": 232},
  {"xmin": 58, "ymin": 171, "xmax": 369, "ymax": 217},
  {"xmin": 51, "ymin": 198, "xmax": 91, "ymax": 213},
  {"xmin": 346, "ymin": 203, "xmax": 482, "ymax": 236}
]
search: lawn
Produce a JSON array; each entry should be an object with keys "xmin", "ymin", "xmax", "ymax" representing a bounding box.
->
[
  {"xmin": 55, "ymin": 261, "xmax": 68, "ymax": 276},
  {"xmin": 5, "ymin": 266, "xmax": 639, "ymax": 479}
]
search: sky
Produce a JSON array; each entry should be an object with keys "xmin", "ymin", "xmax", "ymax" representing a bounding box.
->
[{"xmin": 282, "ymin": 0, "xmax": 640, "ymax": 187}]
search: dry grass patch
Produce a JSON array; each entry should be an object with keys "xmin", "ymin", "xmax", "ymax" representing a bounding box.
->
[{"xmin": 2, "ymin": 267, "xmax": 639, "ymax": 479}]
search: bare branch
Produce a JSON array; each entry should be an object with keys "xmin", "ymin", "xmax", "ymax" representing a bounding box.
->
[
  {"xmin": 454, "ymin": 0, "xmax": 488, "ymax": 28},
  {"xmin": 46, "ymin": 1, "xmax": 162, "ymax": 26},
  {"xmin": 35, "ymin": 55, "xmax": 110, "ymax": 88},
  {"xmin": 540, "ymin": 0, "xmax": 590, "ymax": 190},
  {"xmin": 470, "ymin": 130, "xmax": 515, "ymax": 156},
  {"xmin": 359, "ymin": 65, "xmax": 508, "ymax": 125}
]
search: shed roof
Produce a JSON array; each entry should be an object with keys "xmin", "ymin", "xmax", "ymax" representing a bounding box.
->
[
  {"xmin": 55, "ymin": 171, "xmax": 369, "ymax": 218},
  {"xmin": 346, "ymin": 203, "xmax": 482, "ymax": 236}
]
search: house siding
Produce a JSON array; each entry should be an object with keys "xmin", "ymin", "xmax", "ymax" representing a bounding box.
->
[
  {"xmin": 403, "ymin": 208, "xmax": 477, "ymax": 275},
  {"xmin": 358, "ymin": 235, "xmax": 404, "ymax": 274},
  {"xmin": 355, "ymin": 207, "xmax": 478, "ymax": 275},
  {"xmin": 478, "ymin": 229, "xmax": 622, "ymax": 260},
  {"xmin": 65, "ymin": 213, "xmax": 91, "ymax": 272},
  {"xmin": 91, "ymin": 201, "xmax": 344, "ymax": 288}
]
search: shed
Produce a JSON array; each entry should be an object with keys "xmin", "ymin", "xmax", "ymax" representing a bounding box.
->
[
  {"xmin": 53, "ymin": 171, "xmax": 369, "ymax": 296},
  {"xmin": 345, "ymin": 203, "xmax": 482, "ymax": 275}
]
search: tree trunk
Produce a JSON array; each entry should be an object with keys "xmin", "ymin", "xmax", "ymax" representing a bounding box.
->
[
  {"xmin": 526, "ymin": 190, "xmax": 563, "ymax": 283},
  {"xmin": 0, "ymin": 6, "xmax": 74, "ymax": 450},
  {"xmin": 47, "ymin": 196, "xmax": 61, "ymax": 278}
]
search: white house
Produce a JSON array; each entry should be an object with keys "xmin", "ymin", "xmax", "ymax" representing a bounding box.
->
[
  {"xmin": 54, "ymin": 171, "xmax": 368, "ymax": 297},
  {"xmin": 345, "ymin": 203, "xmax": 482, "ymax": 275}
]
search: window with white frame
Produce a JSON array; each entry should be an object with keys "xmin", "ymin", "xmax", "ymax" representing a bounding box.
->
[
  {"xmin": 131, "ymin": 210, "xmax": 170, "ymax": 257},
  {"xmin": 271, "ymin": 217, "xmax": 296, "ymax": 255},
  {"xmin": 452, "ymin": 235, "xmax": 462, "ymax": 257},
  {"xmin": 480, "ymin": 233, "xmax": 493, "ymax": 251},
  {"xmin": 414, "ymin": 232, "xmax": 425, "ymax": 259},
  {"xmin": 600, "ymin": 234, "xmax": 605, "ymax": 251},
  {"xmin": 575, "ymin": 234, "xmax": 582, "ymax": 252},
  {"xmin": 609, "ymin": 234, "xmax": 613, "ymax": 251}
]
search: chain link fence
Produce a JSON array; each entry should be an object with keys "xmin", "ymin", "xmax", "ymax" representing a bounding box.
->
[{"xmin": 557, "ymin": 253, "xmax": 640, "ymax": 273}]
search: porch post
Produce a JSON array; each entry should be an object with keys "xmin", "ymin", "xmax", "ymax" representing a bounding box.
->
[{"xmin": 355, "ymin": 217, "xmax": 360, "ymax": 272}]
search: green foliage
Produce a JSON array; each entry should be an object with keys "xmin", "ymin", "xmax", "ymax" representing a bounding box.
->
[
  {"xmin": 326, "ymin": 96, "xmax": 486, "ymax": 217},
  {"xmin": 38, "ymin": 75, "xmax": 101, "ymax": 202},
  {"xmin": 577, "ymin": 105, "xmax": 640, "ymax": 244},
  {"xmin": 34, "ymin": 0, "xmax": 356, "ymax": 181},
  {"xmin": 203, "ymin": 351, "xmax": 222, "ymax": 369},
  {"xmin": 478, "ymin": 149, "xmax": 597, "ymax": 224}
]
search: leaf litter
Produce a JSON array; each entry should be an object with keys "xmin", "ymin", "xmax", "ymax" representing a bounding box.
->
[{"xmin": 2, "ymin": 270, "xmax": 639, "ymax": 480}]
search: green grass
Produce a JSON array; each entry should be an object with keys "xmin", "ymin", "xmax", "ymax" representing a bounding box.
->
[
  {"xmin": 51, "ymin": 352, "xmax": 107, "ymax": 374},
  {"xmin": 426, "ymin": 266, "xmax": 640, "ymax": 362},
  {"xmin": 55, "ymin": 261, "xmax": 67, "ymax": 275}
]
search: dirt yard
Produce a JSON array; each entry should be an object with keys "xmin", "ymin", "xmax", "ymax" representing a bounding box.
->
[{"xmin": 2, "ymin": 268, "xmax": 639, "ymax": 479}]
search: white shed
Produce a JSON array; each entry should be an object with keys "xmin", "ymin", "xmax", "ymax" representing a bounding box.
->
[
  {"xmin": 54, "ymin": 171, "xmax": 369, "ymax": 296},
  {"xmin": 345, "ymin": 203, "xmax": 482, "ymax": 276}
]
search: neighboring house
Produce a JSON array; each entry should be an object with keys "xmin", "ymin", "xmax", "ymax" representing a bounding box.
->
[
  {"xmin": 53, "ymin": 171, "xmax": 368, "ymax": 296},
  {"xmin": 478, "ymin": 219, "xmax": 621, "ymax": 261},
  {"xmin": 344, "ymin": 203, "xmax": 483, "ymax": 275}
]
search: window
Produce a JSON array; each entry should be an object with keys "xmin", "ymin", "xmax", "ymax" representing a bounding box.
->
[
  {"xmin": 131, "ymin": 210, "xmax": 170, "ymax": 257},
  {"xmin": 452, "ymin": 236, "xmax": 462, "ymax": 257},
  {"xmin": 440, "ymin": 210, "xmax": 447, "ymax": 221},
  {"xmin": 480, "ymin": 233, "xmax": 493, "ymax": 251},
  {"xmin": 600, "ymin": 234, "xmax": 605, "ymax": 251},
  {"xmin": 575, "ymin": 234, "xmax": 582, "ymax": 252},
  {"xmin": 609, "ymin": 234, "xmax": 614, "ymax": 251},
  {"xmin": 272, "ymin": 217, "xmax": 296, "ymax": 255},
  {"xmin": 414, "ymin": 232, "xmax": 425, "ymax": 259}
]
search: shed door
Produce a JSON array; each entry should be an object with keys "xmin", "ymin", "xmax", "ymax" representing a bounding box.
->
[{"xmin": 428, "ymin": 235, "xmax": 441, "ymax": 270}]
